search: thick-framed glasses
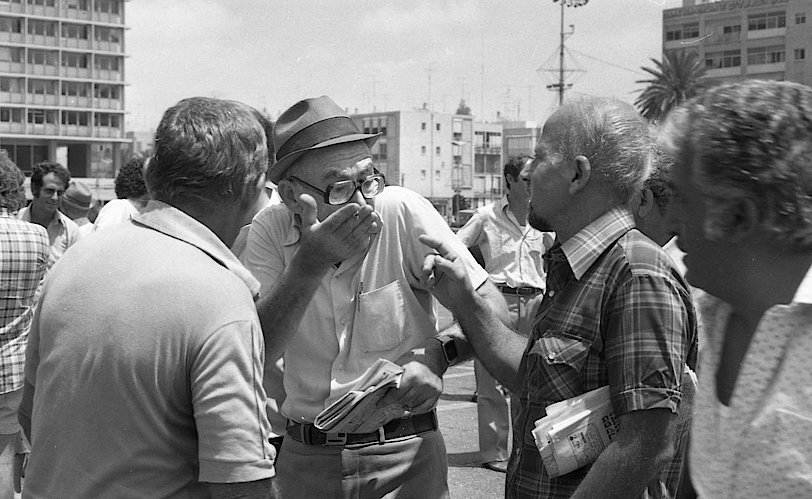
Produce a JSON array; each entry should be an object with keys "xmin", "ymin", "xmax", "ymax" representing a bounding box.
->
[{"xmin": 289, "ymin": 173, "xmax": 386, "ymax": 205}]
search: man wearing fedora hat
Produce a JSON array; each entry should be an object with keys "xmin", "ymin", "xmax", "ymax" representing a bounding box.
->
[
  {"xmin": 59, "ymin": 180, "xmax": 94, "ymax": 238},
  {"xmin": 244, "ymin": 95, "xmax": 506, "ymax": 497}
]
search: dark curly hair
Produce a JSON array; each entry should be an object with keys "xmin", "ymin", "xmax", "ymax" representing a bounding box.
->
[
  {"xmin": 114, "ymin": 157, "xmax": 148, "ymax": 199},
  {"xmin": 31, "ymin": 161, "xmax": 70, "ymax": 197},
  {"xmin": 661, "ymin": 80, "xmax": 812, "ymax": 251},
  {"xmin": 0, "ymin": 150, "xmax": 25, "ymax": 211}
]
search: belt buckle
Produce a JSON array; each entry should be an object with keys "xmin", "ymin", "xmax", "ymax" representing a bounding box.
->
[{"xmin": 324, "ymin": 432, "xmax": 348, "ymax": 446}]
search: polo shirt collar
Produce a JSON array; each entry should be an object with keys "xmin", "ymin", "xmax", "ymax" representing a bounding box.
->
[
  {"xmin": 793, "ymin": 261, "xmax": 812, "ymax": 304},
  {"xmin": 18, "ymin": 205, "xmax": 65, "ymax": 228},
  {"xmin": 560, "ymin": 206, "xmax": 635, "ymax": 280},
  {"xmin": 134, "ymin": 201, "xmax": 260, "ymax": 297}
]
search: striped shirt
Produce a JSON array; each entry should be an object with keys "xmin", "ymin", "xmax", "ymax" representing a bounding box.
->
[
  {"xmin": 0, "ymin": 209, "xmax": 48, "ymax": 394},
  {"xmin": 507, "ymin": 206, "xmax": 697, "ymax": 499}
]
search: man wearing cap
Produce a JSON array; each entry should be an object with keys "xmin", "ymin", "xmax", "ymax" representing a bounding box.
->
[
  {"xmin": 243, "ymin": 95, "xmax": 505, "ymax": 497},
  {"xmin": 59, "ymin": 180, "xmax": 94, "ymax": 238},
  {"xmin": 19, "ymin": 97, "xmax": 276, "ymax": 497},
  {"xmin": 17, "ymin": 161, "xmax": 81, "ymax": 270}
]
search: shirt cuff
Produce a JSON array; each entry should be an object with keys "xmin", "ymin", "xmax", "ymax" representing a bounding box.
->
[
  {"xmin": 198, "ymin": 457, "xmax": 275, "ymax": 484},
  {"xmin": 613, "ymin": 386, "xmax": 682, "ymax": 415}
]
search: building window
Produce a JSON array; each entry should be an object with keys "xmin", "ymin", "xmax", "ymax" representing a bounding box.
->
[
  {"xmin": 95, "ymin": 55, "xmax": 119, "ymax": 71},
  {"xmin": 94, "ymin": 112, "xmax": 120, "ymax": 127},
  {"xmin": 796, "ymin": 13, "xmax": 806, "ymax": 24},
  {"xmin": 795, "ymin": 48, "xmax": 806, "ymax": 60},
  {"xmin": 665, "ymin": 22, "xmax": 699, "ymax": 41},
  {"xmin": 94, "ymin": 84, "xmax": 119, "ymax": 99},
  {"xmin": 28, "ymin": 49, "xmax": 57, "ymax": 66},
  {"xmin": 28, "ymin": 20, "xmax": 56, "ymax": 37},
  {"xmin": 435, "ymin": 146, "xmax": 441, "ymax": 155},
  {"xmin": 95, "ymin": 27, "xmax": 121, "ymax": 44},
  {"xmin": 95, "ymin": 0, "xmax": 120, "ymax": 15},
  {"xmin": 0, "ymin": 108, "xmax": 23, "ymax": 123},
  {"xmin": 27, "ymin": 108, "xmax": 56, "ymax": 124},
  {"xmin": 61, "ymin": 110, "xmax": 89, "ymax": 126},
  {"xmin": 421, "ymin": 122, "xmax": 426, "ymax": 131},
  {"xmin": 420, "ymin": 170, "xmax": 426, "ymax": 180},
  {"xmin": 378, "ymin": 142, "xmax": 387, "ymax": 159},
  {"xmin": 28, "ymin": 79, "xmax": 57, "ymax": 95},
  {"xmin": 747, "ymin": 45, "xmax": 785, "ymax": 65},
  {"xmin": 379, "ymin": 117, "xmax": 387, "ymax": 135},
  {"xmin": 62, "ymin": 23, "xmax": 88, "ymax": 40},
  {"xmin": 66, "ymin": 0, "xmax": 89, "ymax": 9},
  {"xmin": 435, "ymin": 123, "xmax": 441, "ymax": 131},
  {"xmin": 0, "ymin": 46, "xmax": 23, "ymax": 63},
  {"xmin": 705, "ymin": 50, "xmax": 741, "ymax": 69},
  {"xmin": 748, "ymin": 11, "xmax": 787, "ymax": 31},
  {"xmin": 27, "ymin": 0, "xmax": 57, "ymax": 7},
  {"xmin": 0, "ymin": 77, "xmax": 23, "ymax": 93},
  {"xmin": 435, "ymin": 170, "xmax": 441, "ymax": 181},
  {"xmin": 61, "ymin": 52, "xmax": 87, "ymax": 68},
  {"xmin": 0, "ymin": 16, "xmax": 23, "ymax": 34}
]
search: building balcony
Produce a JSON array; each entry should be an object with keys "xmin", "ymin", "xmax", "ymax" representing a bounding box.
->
[
  {"xmin": 62, "ymin": 124, "xmax": 91, "ymax": 136},
  {"xmin": 27, "ymin": 34, "xmax": 58, "ymax": 47},
  {"xmin": 94, "ymin": 12, "xmax": 122, "ymax": 25},
  {"xmin": 93, "ymin": 126, "xmax": 123, "ymax": 138},
  {"xmin": 0, "ymin": 32, "xmax": 24, "ymax": 43},
  {"xmin": 706, "ymin": 32, "xmax": 741, "ymax": 45},
  {"xmin": 62, "ymin": 37, "xmax": 91, "ymax": 50},
  {"xmin": 28, "ymin": 93, "xmax": 58, "ymax": 105},
  {"xmin": 0, "ymin": 61, "xmax": 24, "ymax": 73},
  {"xmin": 93, "ymin": 97, "xmax": 122, "ymax": 110},
  {"xmin": 474, "ymin": 145, "xmax": 502, "ymax": 154},
  {"xmin": 61, "ymin": 66, "xmax": 90, "ymax": 78},
  {"xmin": 94, "ymin": 40, "xmax": 122, "ymax": 53},
  {"xmin": 27, "ymin": 5, "xmax": 58, "ymax": 17},
  {"xmin": 0, "ymin": 121, "xmax": 24, "ymax": 133},
  {"xmin": 0, "ymin": 2, "xmax": 24, "ymax": 14},
  {"xmin": 64, "ymin": 7, "xmax": 91, "ymax": 21},
  {"xmin": 748, "ymin": 62, "xmax": 786, "ymax": 74},
  {"xmin": 27, "ymin": 123, "xmax": 59, "ymax": 135},
  {"xmin": 706, "ymin": 66, "xmax": 742, "ymax": 78},
  {"xmin": 61, "ymin": 95, "xmax": 90, "ymax": 107},
  {"xmin": 747, "ymin": 27, "xmax": 786, "ymax": 40},
  {"xmin": 0, "ymin": 91, "xmax": 24, "ymax": 103},
  {"xmin": 94, "ymin": 68, "xmax": 122, "ymax": 81},
  {"xmin": 29, "ymin": 64, "xmax": 59, "ymax": 76}
]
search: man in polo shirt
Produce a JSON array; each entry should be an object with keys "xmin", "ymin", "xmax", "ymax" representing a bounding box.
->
[
  {"xmin": 456, "ymin": 155, "xmax": 553, "ymax": 473},
  {"xmin": 421, "ymin": 96, "xmax": 696, "ymax": 498},
  {"xmin": 19, "ymin": 97, "xmax": 276, "ymax": 497},
  {"xmin": 243, "ymin": 95, "xmax": 504, "ymax": 497},
  {"xmin": 17, "ymin": 161, "xmax": 81, "ymax": 270}
]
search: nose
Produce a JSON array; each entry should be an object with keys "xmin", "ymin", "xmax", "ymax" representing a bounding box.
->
[
  {"xmin": 51, "ymin": 191, "xmax": 60, "ymax": 201},
  {"xmin": 349, "ymin": 186, "xmax": 367, "ymax": 206}
]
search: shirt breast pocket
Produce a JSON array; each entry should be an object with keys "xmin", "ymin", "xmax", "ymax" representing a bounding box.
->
[
  {"xmin": 529, "ymin": 332, "xmax": 591, "ymax": 373},
  {"xmin": 353, "ymin": 281, "xmax": 407, "ymax": 353}
]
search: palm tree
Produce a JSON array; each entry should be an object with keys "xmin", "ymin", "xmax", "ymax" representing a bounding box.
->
[{"xmin": 635, "ymin": 50, "xmax": 707, "ymax": 122}]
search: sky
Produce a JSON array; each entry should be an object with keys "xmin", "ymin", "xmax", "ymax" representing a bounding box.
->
[{"xmin": 125, "ymin": 0, "xmax": 685, "ymax": 132}]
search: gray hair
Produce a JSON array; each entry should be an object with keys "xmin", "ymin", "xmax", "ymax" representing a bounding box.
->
[
  {"xmin": 148, "ymin": 97, "xmax": 269, "ymax": 207},
  {"xmin": 660, "ymin": 80, "xmax": 812, "ymax": 251},
  {"xmin": 0, "ymin": 150, "xmax": 25, "ymax": 211},
  {"xmin": 555, "ymin": 97, "xmax": 652, "ymax": 203}
]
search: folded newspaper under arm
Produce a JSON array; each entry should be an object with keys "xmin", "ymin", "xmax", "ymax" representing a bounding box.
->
[
  {"xmin": 532, "ymin": 369, "xmax": 698, "ymax": 478},
  {"xmin": 531, "ymin": 385, "xmax": 617, "ymax": 478},
  {"xmin": 314, "ymin": 358, "xmax": 408, "ymax": 434}
]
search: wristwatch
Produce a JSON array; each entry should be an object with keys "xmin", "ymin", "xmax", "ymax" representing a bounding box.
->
[{"xmin": 435, "ymin": 335, "xmax": 459, "ymax": 367}]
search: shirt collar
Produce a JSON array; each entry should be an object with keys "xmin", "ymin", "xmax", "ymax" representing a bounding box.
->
[
  {"xmin": 18, "ymin": 205, "xmax": 65, "ymax": 227},
  {"xmin": 133, "ymin": 201, "xmax": 260, "ymax": 297},
  {"xmin": 560, "ymin": 206, "xmax": 635, "ymax": 280},
  {"xmin": 793, "ymin": 261, "xmax": 812, "ymax": 304}
]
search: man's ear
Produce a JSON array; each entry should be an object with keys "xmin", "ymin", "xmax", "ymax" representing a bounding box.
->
[
  {"xmin": 717, "ymin": 198, "xmax": 760, "ymax": 242},
  {"xmin": 276, "ymin": 179, "xmax": 302, "ymax": 213},
  {"xmin": 568, "ymin": 155, "xmax": 591, "ymax": 195},
  {"xmin": 636, "ymin": 187, "xmax": 655, "ymax": 219}
]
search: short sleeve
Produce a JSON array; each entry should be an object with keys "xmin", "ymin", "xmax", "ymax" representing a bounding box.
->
[
  {"xmin": 455, "ymin": 210, "xmax": 485, "ymax": 248},
  {"xmin": 241, "ymin": 208, "xmax": 288, "ymax": 298},
  {"xmin": 191, "ymin": 320, "xmax": 275, "ymax": 483},
  {"xmin": 604, "ymin": 275, "xmax": 692, "ymax": 415}
]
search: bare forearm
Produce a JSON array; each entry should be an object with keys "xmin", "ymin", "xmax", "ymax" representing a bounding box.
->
[
  {"xmin": 255, "ymin": 256, "xmax": 327, "ymax": 360},
  {"xmin": 454, "ymin": 291, "xmax": 525, "ymax": 392},
  {"xmin": 571, "ymin": 409, "xmax": 676, "ymax": 499}
]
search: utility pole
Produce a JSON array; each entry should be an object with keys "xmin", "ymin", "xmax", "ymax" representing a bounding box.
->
[{"xmin": 546, "ymin": 0, "xmax": 589, "ymax": 106}]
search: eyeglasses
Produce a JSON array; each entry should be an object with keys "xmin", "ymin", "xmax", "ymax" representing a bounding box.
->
[{"xmin": 288, "ymin": 173, "xmax": 386, "ymax": 205}]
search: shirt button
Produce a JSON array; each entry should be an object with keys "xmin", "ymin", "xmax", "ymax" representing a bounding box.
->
[
  {"xmin": 547, "ymin": 352, "xmax": 556, "ymax": 361},
  {"xmin": 339, "ymin": 364, "xmax": 344, "ymax": 371},
  {"xmin": 548, "ymin": 290, "xmax": 555, "ymax": 297},
  {"xmin": 340, "ymin": 320, "xmax": 345, "ymax": 325}
]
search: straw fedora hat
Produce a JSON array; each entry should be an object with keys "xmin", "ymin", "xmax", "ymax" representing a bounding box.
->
[
  {"xmin": 61, "ymin": 180, "xmax": 93, "ymax": 212},
  {"xmin": 269, "ymin": 96, "xmax": 380, "ymax": 183}
]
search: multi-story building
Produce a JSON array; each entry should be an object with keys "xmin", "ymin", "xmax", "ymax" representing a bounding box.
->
[
  {"xmin": 0, "ymin": 0, "xmax": 127, "ymax": 179},
  {"xmin": 663, "ymin": 0, "xmax": 812, "ymax": 86},
  {"xmin": 352, "ymin": 108, "xmax": 475, "ymax": 220},
  {"xmin": 471, "ymin": 121, "xmax": 503, "ymax": 209}
]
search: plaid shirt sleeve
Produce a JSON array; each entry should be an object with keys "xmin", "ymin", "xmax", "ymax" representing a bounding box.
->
[{"xmin": 604, "ymin": 273, "xmax": 693, "ymax": 416}]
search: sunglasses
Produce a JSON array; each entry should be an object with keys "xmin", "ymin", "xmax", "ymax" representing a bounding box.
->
[{"xmin": 288, "ymin": 173, "xmax": 386, "ymax": 205}]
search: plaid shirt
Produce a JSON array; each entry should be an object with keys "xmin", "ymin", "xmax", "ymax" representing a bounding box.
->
[
  {"xmin": 0, "ymin": 209, "xmax": 48, "ymax": 394},
  {"xmin": 507, "ymin": 207, "xmax": 697, "ymax": 499}
]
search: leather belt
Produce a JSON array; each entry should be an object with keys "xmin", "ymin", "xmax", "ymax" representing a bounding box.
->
[
  {"xmin": 498, "ymin": 284, "xmax": 543, "ymax": 296},
  {"xmin": 287, "ymin": 411, "xmax": 438, "ymax": 447}
]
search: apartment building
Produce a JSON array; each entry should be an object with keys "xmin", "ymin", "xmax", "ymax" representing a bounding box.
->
[
  {"xmin": 352, "ymin": 108, "xmax": 475, "ymax": 219},
  {"xmin": 0, "ymin": 0, "xmax": 127, "ymax": 178},
  {"xmin": 663, "ymin": 0, "xmax": 812, "ymax": 86}
]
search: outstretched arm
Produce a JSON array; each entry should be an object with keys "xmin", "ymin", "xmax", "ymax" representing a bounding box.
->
[{"xmin": 417, "ymin": 234, "xmax": 526, "ymax": 392}]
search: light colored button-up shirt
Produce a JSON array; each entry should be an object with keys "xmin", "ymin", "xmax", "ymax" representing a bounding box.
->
[
  {"xmin": 691, "ymin": 264, "xmax": 812, "ymax": 498},
  {"xmin": 455, "ymin": 195, "xmax": 552, "ymax": 290},
  {"xmin": 244, "ymin": 186, "xmax": 489, "ymax": 422},
  {"xmin": 17, "ymin": 205, "xmax": 81, "ymax": 269}
]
